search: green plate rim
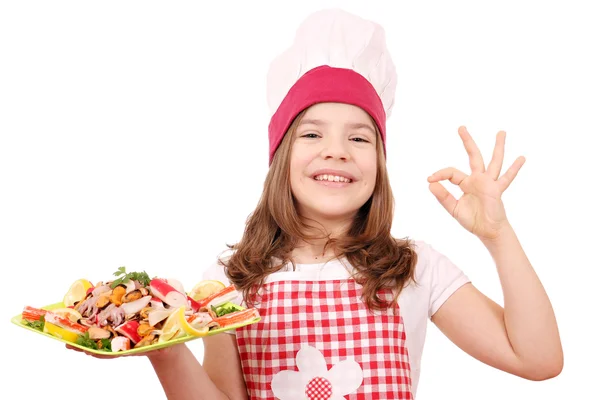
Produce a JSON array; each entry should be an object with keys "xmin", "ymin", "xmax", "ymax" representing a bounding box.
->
[{"xmin": 11, "ymin": 302, "xmax": 260, "ymax": 356}]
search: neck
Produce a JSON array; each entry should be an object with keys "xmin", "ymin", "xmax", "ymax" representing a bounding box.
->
[{"xmin": 290, "ymin": 214, "xmax": 353, "ymax": 264}]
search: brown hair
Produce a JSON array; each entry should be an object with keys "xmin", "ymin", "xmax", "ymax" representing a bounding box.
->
[{"xmin": 221, "ymin": 108, "xmax": 418, "ymax": 311}]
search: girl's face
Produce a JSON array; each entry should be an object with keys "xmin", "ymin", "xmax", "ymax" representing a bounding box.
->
[{"xmin": 290, "ymin": 102, "xmax": 378, "ymax": 224}]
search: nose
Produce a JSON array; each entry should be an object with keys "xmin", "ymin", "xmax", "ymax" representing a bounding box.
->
[{"xmin": 320, "ymin": 134, "xmax": 350, "ymax": 161}]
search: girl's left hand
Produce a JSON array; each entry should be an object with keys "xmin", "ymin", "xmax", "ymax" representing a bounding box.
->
[{"xmin": 427, "ymin": 126, "xmax": 526, "ymax": 242}]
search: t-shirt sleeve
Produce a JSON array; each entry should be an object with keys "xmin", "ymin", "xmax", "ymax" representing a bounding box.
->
[
  {"xmin": 201, "ymin": 260, "xmax": 231, "ymax": 286},
  {"xmin": 416, "ymin": 241, "xmax": 471, "ymax": 318}
]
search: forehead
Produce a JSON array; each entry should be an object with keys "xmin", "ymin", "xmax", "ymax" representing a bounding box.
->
[{"xmin": 301, "ymin": 102, "xmax": 374, "ymax": 126}]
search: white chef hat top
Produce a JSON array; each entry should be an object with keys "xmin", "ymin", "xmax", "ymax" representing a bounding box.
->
[{"xmin": 266, "ymin": 8, "xmax": 398, "ymax": 120}]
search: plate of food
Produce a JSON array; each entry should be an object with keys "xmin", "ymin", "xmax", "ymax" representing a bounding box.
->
[{"xmin": 11, "ymin": 267, "xmax": 260, "ymax": 355}]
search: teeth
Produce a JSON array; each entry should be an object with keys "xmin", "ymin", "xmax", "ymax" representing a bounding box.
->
[{"xmin": 314, "ymin": 174, "xmax": 351, "ymax": 183}]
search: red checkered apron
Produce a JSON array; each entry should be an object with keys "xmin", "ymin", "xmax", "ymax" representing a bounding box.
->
[{"xmin": 235, "ymin": 278, "xmax": 413, "ymax": 399}]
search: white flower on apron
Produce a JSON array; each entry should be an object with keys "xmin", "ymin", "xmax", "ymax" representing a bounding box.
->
[{"xmin": 271, "ymin": 344, "xmax": 363, "ymax": 400}]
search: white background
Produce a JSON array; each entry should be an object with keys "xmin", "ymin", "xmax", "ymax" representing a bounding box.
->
[{"xmin": 1, "ymin": 1, "xmax": 597, "ymax": 399}]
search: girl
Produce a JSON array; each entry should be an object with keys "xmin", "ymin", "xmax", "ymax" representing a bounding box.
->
[{"xmin": 75, "ymin": 9, "xmax": 563, "ymax": 400}]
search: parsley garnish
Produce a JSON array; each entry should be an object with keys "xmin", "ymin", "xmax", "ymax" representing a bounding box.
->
[
  {"xmin": 76, "ymin": 332, "xmax": 112, "ymax": 352},
  {"xmin": 110, "ymin": 266, "xmax": 151, "ymax": 288},
  {"xmin": 24, "ymin": 315, "xmax": 45, "ymax": 331}
]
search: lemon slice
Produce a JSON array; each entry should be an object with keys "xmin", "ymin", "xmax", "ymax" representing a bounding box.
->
[
  {"xmin": 158, "ymin": 306, "xmax": 186, "ymax": 343},
  {"xmin": 178, "ymin": 310, "xmax": 210, "ymax": 337},
  {"xmin": 188, "ymin": 280, "xmax": 225, "ymax": 301},
  {"xmin": 44, "ymin": 322, "xmax": 80, "ymax": 343},
  {"xmin": 63, "ymin": 279, "xmax": 93, "ymax": 307},
  {"xmin": 51, "ymin": 308, "xmax": 83, "ymax": 323}
]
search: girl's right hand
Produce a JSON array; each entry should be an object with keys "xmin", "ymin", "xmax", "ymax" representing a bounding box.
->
[{"xmin": 65, "ymin": 343, "xmax": 176, "ymax": 360}]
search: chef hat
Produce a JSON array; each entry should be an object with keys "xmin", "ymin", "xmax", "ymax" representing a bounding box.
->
[{"xmin": 266, "ymin": 8, "xmax": 397, "ymax": 164}]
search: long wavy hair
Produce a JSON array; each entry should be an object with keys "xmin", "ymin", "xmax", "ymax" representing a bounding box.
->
[{"xmin": 222, "ymin": 108, "xmax": 418, "ymax": 311}]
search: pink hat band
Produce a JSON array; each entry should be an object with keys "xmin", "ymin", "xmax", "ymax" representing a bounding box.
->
[{"xmin": 268, "ymin": 65, "xmax": 387, "ymax": 165}]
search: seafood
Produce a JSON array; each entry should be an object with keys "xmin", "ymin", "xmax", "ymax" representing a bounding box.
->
[
  {"xmin": 122, "ymin": 289, "xmax": 143, "ymax": 303},
  {"xmin": 21, "ymin": 268, "xmax": 260, "ymax": 353},
  {"xmin": 120, "ymin": 295, "xmax": 152, "ymax": 316},
  {"xmin": 212, "ymin": 308, "xmax": 260, "ymax": 327},
  {"xmin": 87, "ymin": 326, "xmax": 111, "ymax": 340},
  {"xmin": 22, "ymin": 306, "xmax": 46, "ymax": 321},
  {"xmin": 109, "ymin": 286, "xmax": 126, "ymax": 306},
  {"xmin": 91, "ymin": 284, "xmax": 111, "ymax": 297},
  {"xmin": 96, "ymin": 292, "xmax": 111, "ymax": 309},
  {"xmin": 97, "ymin": 303, "xmax": 126, "ymax": 327},
  {"xmin": 134, "ymin": 332, "xmax": 158, "ymax": 348},
  {"xmin": 111, "ymin": 336, "xmax": 130, "ymax": 352},
  {"xmin": 75, "ymin": 295, "xmax": 99, "ymax": 319},
  {"xmin": 137, "ymin": 323, "xmax": 154, "ymax": 337}
]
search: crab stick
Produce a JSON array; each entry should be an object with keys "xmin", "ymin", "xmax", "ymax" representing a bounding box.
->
[
  {"xmin": 115, "ymin": 320, "xmax": 142, "ymax": 344},
  {"xmin": 22, "ymin": 306, "xmax": 47, "ymax": 322},
  {"xmin": 197, "ymin": 285, "xmax": 238, "ymax": 309},
  {"xmin": 212, "ymin": 308, "xmax": 260, "ymax": 328},
  {"xmin": 149, "ymin": 279, "xmax": 187, "ymax": 308},
  {"xmin": 44, "ymin": 311, "xmax": 88, "ymax": 334}
]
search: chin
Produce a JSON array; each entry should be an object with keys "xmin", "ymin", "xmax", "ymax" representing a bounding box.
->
[{"xmin": 303, "ymin": 200, "xmax": 365, "ymax": 221}]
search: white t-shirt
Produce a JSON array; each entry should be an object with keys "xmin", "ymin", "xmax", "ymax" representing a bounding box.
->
[{"xmin": 202, "ymin": 239, "xmax": 470, "ymax": 396}]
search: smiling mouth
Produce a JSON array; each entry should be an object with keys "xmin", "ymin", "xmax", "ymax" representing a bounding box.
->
[{"xmin": 313, "ymin": 174, "xmax": 352, "ymax": 183}]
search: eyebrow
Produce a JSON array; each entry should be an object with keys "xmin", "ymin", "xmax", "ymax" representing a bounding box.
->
[{"xmin": 298, "ymin": 119, "xmax": 377, "ymax": 135}]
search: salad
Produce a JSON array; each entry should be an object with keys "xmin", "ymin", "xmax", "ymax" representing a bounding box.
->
[{"xmin": 20, "ymin": 267, "xmax": 259, "ymax": 353}]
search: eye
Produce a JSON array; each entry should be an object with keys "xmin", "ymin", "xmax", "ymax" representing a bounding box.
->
[
  {"xmin": 300, "ymin": 132, "xmax": 320, "ymax": 139},
  {"xmin": 350, "ymin": 137, "xmax": 370, "ymax": 143}
]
